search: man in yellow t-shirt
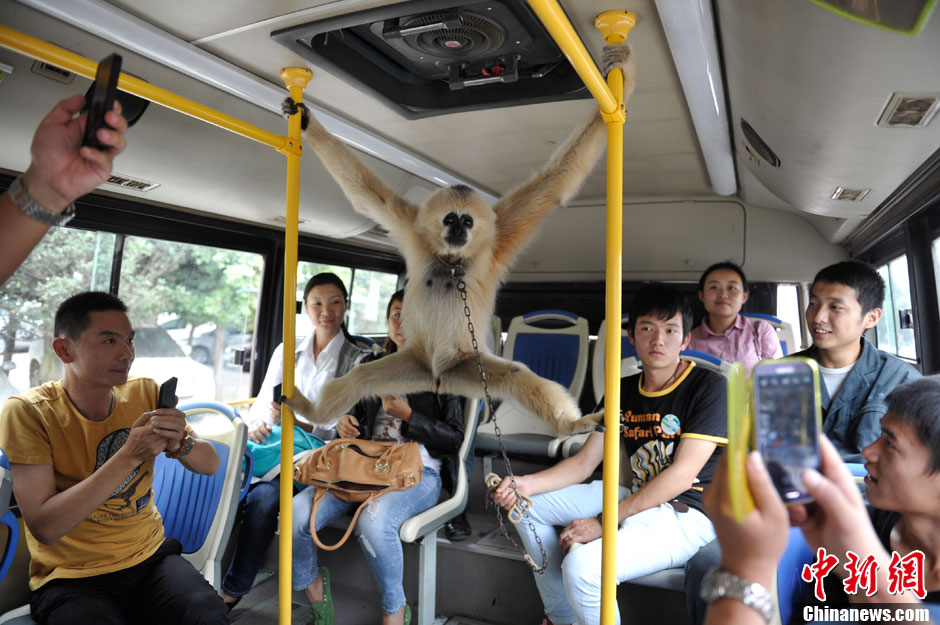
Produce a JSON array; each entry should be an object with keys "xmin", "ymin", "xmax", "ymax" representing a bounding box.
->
[{"xmin": 0, "ymin": 291, "xmax": 228, "ymax": 625}]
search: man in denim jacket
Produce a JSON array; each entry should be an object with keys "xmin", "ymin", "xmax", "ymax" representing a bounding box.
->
[
  {"xmin": 791, "ymin": 260, "xmax": 920, "ymax": 463},
  {"xmin": 683, "ymin": 260, "xmax": 920, "ymax": 625}
]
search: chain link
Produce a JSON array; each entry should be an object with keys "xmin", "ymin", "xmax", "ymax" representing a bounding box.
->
[{"xmin": 454, "ymin": 269, "xmax": 547, "ymax": 573}]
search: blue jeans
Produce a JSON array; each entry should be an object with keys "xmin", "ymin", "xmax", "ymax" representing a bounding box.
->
[
  {"xmin": 292, "ymin": 467, "xmax": 442, "ymax": 615},
  {"xmin": 515, "ymin": 480, "xmax": 715, "ymax": 625},
  {"xmin": 221, "ymin": 480, "xmax": 280, "ymax": 597}
]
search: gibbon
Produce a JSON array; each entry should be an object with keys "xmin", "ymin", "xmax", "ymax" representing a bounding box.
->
[{"xmin": 283, "ymin": 44, "xmax": 636, "ymax": 436}]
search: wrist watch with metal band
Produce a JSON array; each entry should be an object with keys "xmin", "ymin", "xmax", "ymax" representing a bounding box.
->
[
  {"xmin": 8, "ymin": 176, "xmax": 76, "ymax": 227},
  {"xmin": 700, "ymin": 566, "xmax": 775, "ymax": 623},
  {"xmin": 165, "ymin": 434, "xmax": 195, "ymax": 460}
]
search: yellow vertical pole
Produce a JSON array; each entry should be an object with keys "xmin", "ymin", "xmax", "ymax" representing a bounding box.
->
[
  {"xmin": 595, "ymin": 11, "xmax": 634, "ymax": 625},
  {"xmin": 278, "ymin": 67, "xmax": 312, "ymax": 625}
]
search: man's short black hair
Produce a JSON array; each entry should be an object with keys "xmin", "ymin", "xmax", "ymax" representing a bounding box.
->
[
  {"xmin": 811, "ymin": 260, "xmax": 885, "ymax": 314},
  {"xmin": 885, "ymin": 376, "xmax": 940, "ymax": 474},
  {"xmin": 54, "ymin": 291, "xmax": 128, "ymax": 341},
  {"xmin": 627, "ymin": 283, "xmax": 693, "ymax": 339}
]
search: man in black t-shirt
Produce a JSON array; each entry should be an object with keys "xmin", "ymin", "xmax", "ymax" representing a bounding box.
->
[{"xmin": 493, "ymin": 284, "xmax": 727, "ymax": 625}]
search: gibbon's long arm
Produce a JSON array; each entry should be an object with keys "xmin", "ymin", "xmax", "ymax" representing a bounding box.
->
[
  {"xmin": 291, "ymin": 103, "xmax": 419, "ymax": 235},
  {"xmin": 491, "ymin": 44, "xmax": 637, "ymax": 269}
]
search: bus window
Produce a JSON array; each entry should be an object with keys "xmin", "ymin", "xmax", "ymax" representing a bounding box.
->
[
  {"xmin": 120, "ymin": 236, "xmax": 263, "ymax": 403},
  {"xmin": 876, "ymin": 257, "xmax": 916, "ymax": 360},
  {"xmin": 348, "ymin": 269, "xmax": 399, "ymax": 335},
  {"xmin": 1, "ymin": 228, "xmax": 117, "ymax": 401},
  {"xmin": 775, "ymin": 283, "xmax": 803, "ymax": 350}
]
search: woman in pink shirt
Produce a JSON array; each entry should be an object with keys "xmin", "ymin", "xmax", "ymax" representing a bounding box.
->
[{"xmin": 688, "ymin": 262, "xmax": 782, "ymax": 371}]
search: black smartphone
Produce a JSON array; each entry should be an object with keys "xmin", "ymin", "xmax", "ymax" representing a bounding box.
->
[
  {"xmin": 81, "ymin": 53, "xmax": 122, "ymax": 150},
  {"xmin": 157, "ymin": 377, "xmax": 178, "ymax": 409},
  {"xmin": 273, "ymin": 383, "xmax": 282, "ymax": 404},
  {"xmin": 752, "ymin": 359, "xmax": 823, "ymax": 505}
]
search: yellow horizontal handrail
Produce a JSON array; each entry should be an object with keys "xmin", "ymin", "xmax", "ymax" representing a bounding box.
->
[
  {"xmin": 0, "ymin": 25, "xmax": 288, "ymax": 152},
  {"xmin": 526, "ymin": 0, "xmax": 619, "ymax": 115}
]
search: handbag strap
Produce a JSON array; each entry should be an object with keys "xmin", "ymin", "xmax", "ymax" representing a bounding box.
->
[
  {"xmin": 309, "ymin": 488, "xmax": 377, "ymax": 551},
  {"xmin": 752, "ymin": 317, "xmax": 763, "ymax": 360}
]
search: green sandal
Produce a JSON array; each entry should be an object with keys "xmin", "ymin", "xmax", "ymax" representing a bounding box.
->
[
  {"xmin": 403, "ymin": 604, "xmax": 411, "ymax": 625},
  {"xmin": 309, "ymin": 566, "xmax": 334, "ymax": 625}
]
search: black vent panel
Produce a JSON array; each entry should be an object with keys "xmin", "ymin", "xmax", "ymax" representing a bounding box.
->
[{"xmin": 271, "ymin": 0, "xmax": 590, "ymax": 118}]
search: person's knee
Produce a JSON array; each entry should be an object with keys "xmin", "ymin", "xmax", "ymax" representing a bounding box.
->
[
  {"xmin": 39, "ymin": 595, "xmax": 124, "ymax": 625},
  {"xmin": 176, "ymin": 592, "xmax": 228, "ymax": 625},
  {"xmin": 292, "ymin": 496, "xmax": 313, "ymax": 538},
  {"xmin": 561, "ymin": 546, "xmax": 601, "ymax": 596}
]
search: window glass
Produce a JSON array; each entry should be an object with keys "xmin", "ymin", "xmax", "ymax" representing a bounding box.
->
[
  {"xmin": 348, "ymin": 269, "xmax": 400, "ymax": 335},
  {"xmin": 888, "ymin": 256, "xmax": 916, "ymax": 359},
  {"xmin": 1, "ymin": 229, "xmax": 116, "ymax": 403},
  {"xmin": 775, "ymin": 284, "xmax": 803, "ymax": 352},
  {"xmin": 120, "ymin": 237, "xmax": 263, "ymax": 403},
  {"xmin": 876, "ymin": 264, "xmax": 899, "ymax": 355}
]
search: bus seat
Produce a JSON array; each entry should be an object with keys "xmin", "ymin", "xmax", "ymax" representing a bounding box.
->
[
  {"xmin": 680, "ymin": 349, "xmax": 733, "ymax": 377},
  {"xmin": 776, "ymin": 528, "xmax": 813, "ymax": 625},
  {"xmin": 475, "ymin": 310, "xmax": 589, "ymax": 458},
  {"xmin": 398, "ymin": 398, "xmax": 480, "ymax": 625},
  {"xmin": 349, "ymin": 333, "xmax": 383, "ymax": 354},
  {"xmin": 741, "ymin": 312, "xmax": 796, "ymax": 356},
  {"xmin": 592, "ymin": 316, "xmax": 641, "ymax": 405},
  {"xmin": 0, "ymin": 448, "xmax": 18, "ymax": 585},
  {"xmin": 152, "ymin": 401, "xmax": 248, "ymax": 590}
]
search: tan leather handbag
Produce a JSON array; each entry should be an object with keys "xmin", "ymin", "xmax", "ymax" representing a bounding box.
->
[{"xmin": 293, "ymin": 438, "xmax": 423, "ymax": 550}]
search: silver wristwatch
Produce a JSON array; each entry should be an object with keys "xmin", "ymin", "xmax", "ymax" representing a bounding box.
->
[
  {"xmin": 9, "ymin": 176, "xmax": 76, "ymax": 227},
  {"xmin": 700, "ymin": 566, "xmax": 775, "ymax": 623}
]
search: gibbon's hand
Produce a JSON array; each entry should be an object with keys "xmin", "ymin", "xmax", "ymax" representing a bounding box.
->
[
  {"xmin": 704, "ymin": 452, "xmax": 789, "ymax": 586},
  {"xmin": 337, "ymin": 414, "xmax": 361, "ymax": 439},
  {"xmin": 601, "ymin": 43, "xmax": 634, "ymax": 76},
  {"xmin": 280, "ymin": 98, "xmax": 309, "ymax": 131},
  {"xmin": 559, "ymin": 516, "xmax": 602, "ymax": 553}
]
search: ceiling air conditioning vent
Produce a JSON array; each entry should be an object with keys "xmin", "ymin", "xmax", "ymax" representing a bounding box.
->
[
  {"xmin": 271, "ymin": 0, "xmax": 590, "ymax": 118},
  {"xmin": 104, "ymin": 173, "xmax": 160, "ymax": 192},
  {"xmin": 877, "ymin": 93, "xmax": 940, "ymax": 128},
  {"xmin": 831, "ymin": 187, "xmax": 871, "ymax": 202},
  {"xmin": 31, "ymin": 60, "xmax": 75, "ymax": 85}
]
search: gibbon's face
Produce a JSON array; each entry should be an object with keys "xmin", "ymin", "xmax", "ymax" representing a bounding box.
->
[{"xmin": 419, "ymin": 186, "xmax": 495, "ymax": 259}]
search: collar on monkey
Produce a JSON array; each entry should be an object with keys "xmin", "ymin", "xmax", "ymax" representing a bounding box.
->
[{"xmin": 436, "ymin": 255, "xmax": 466, "ymax": 279}]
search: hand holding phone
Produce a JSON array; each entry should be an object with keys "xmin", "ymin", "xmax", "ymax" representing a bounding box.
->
[
  {"xmin": 81, "ymin": 54, "xmax": 122, "ymax": 150},
  {"xmin": 157, "ymin": 377, "xmax": 178, "ymax": 409},
  {"xmin": 752, "ymin": 359, "xmax": 823, "ymax": 505}
]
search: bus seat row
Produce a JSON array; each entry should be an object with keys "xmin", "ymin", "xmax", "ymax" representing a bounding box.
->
[{"xmin": 475, "ymin": 310, "xmax": 757, "ymax": 461}]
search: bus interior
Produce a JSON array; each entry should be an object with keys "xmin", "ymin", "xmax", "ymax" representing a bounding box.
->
[{"xmin": 1, "ymin": 0, "xmax": 940, "ymax": 623}]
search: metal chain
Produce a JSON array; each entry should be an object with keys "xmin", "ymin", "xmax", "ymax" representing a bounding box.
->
[{"xmin": 453, "ymin": 267, "xmax": 547, "ymax": 574}]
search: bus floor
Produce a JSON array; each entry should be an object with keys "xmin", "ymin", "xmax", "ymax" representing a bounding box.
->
[{"xmin": 226, "ymin": 455, "xmax": 691, "ymax": 625}]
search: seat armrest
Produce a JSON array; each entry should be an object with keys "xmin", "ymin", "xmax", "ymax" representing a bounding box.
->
[{"xmin": 399, "ymin": 398, "xmax": 479, "ymax": 543}]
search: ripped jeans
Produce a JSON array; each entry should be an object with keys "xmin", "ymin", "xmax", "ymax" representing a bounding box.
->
[{"xmin": 291, "ymin": 467, "xmax": 441, "ymax": 615}]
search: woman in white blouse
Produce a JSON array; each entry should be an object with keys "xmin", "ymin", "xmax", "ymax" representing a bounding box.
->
[{"xmin": 220, "ymin": 272, "xmax": 371, "ymax": 610}]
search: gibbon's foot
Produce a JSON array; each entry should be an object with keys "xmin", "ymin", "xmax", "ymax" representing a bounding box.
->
[
  {"xmin": 281, "ymin": 97, "xmax": 310, "ymax": 130},
  {"xmin": 602, "ymin": 42, "xmax": 633, "ymax": 75}
]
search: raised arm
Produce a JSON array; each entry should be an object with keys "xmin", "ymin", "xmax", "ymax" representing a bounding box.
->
[
  {"xmin": 283, "ymin": 100, "xmax": 418, "ymax": 234},
  {"xmin": 492, "ymin": 44, "xmax": 637, "ymax": 268}
]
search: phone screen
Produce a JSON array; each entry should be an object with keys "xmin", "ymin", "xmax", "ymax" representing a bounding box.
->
[
  {"xmin": 81, "ymin": 53, "xmax": 122, "ymax": 150},
  {"xmin": 753, "ymin": 360, "xmax": 822, "ymax": 504}
]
